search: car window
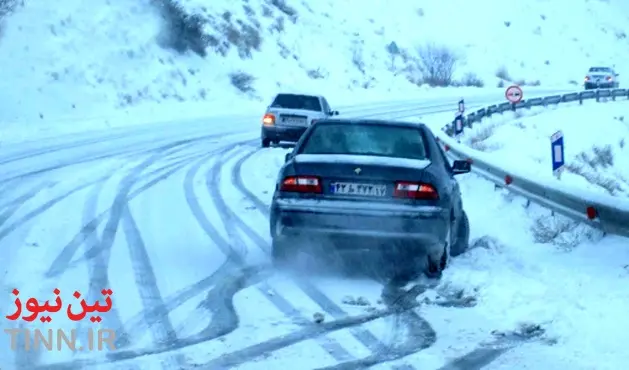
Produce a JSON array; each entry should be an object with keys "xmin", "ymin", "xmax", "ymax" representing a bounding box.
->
[
  {"xmin": 299, "ymin": 123, "xmax": 428, "ymax": 160},
  {"xmin": 437, "ymin": 143, "xmax": 452, "ymax": 172},
  {"xmin": 321, "ymin": 98, "xmax": 330, "ymax": 113},
  {"xmin": 270, "ymin": 94, "xmax": 322, "ymax": 112},
  {"xmin": 589, "ymin": 67, "xmax": 612, "ymax": 73}
]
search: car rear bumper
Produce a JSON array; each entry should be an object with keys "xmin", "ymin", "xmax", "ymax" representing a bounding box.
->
[
  {"xmin": 585, "ymin": 81, "xmax": 614, "ymax": 88},
  {"xmin": 261, "ymin": 125, "xmax": 307, "ymax": 142},
  {"xmin": 272, "ymin": 198, "xmax": 449, "ymax": 250}
]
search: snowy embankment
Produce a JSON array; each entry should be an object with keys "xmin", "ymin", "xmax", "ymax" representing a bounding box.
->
[
  {"xmin": 459, "ymin": 100, "xmax": 629, "ymax": 198},
  {"xmin": 2, "ymin": 0, "xmax": 629, "ymax": 141}
]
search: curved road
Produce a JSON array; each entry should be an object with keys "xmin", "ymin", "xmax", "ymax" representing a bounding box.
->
[{"xmin": 0, "ymin": 90, "xmax": 566, "ymax": 370}]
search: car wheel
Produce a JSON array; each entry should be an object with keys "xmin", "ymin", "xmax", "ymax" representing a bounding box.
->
[
  {"xmin": 261, "ymin": 138, "xmax": 271, "ymax": 148},
  {"xmin": 450, "ymin": 211, "xmax": 470, "ymax": 257}
]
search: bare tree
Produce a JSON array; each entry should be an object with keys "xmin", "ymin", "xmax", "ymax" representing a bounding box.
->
[{"xmin": 416, "ymin": 43, "xmax": 458, "ymax": 86}]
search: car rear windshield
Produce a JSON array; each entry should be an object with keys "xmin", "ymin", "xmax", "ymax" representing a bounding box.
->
[
  {"xmin": 299, "ymin": 123, "xmax": 428, "ymax": 160},
  {"xmin": 270, "ymin": 94, "xmax": 322, "ymax": 112},
  {"xmin": 589, "ymin": 67, "xmax": 612, "ymax": 73}
]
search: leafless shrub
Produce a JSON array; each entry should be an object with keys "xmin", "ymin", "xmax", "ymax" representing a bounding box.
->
[
  {"xmin": 495, "ymin": 66, "xmax": 511, "ymax": 81},
  {"xmin": 466, "ymin": 124, "xmax": 498, "ymax": 151},
  {"xmin": 531, "ymin": 215, "xmax": 576, "ymax": 244},
  {"xmin": 351, "ymin": 40, "xmax": 366, "ymax": 74},
  {"xmin": 154, "ymin": 0, "xmax": 210, "ymax": 57},
  {"xmin": 565, "ymin": 145, "xmax": 623, "ymax": 195},
  {"xmin": 416, "ymin": 43, "xmax": 459, "ymax": 86},
  {"xmin": 0, "ymin": 0, "xmax": 20, "ymax": 18},
  {"xmin": 269, "ymin": 16, "xmax": 285, "ymax": 33},
  {"xmin": 568, "ymin": 80, "xmax": 578, "ymax": 85},
  {"xmin": 531, "ymin": 214, "xmax": 604, "ymax": 250},
  {"xmin": 266, "ymin": 0, "xmax": 298, "ymax": 23},
  {"xmin": 306, "ymin": 68, "xmax": 325, "ymax": 79},
  {"xmin": 497, "ymin": 80, "xmax": 505, "ymax": 88},
  {"xmin": 229, "ymin": 72, "xmax": 256, "ymax": 93},
  {"xmin": 459, "ymin": 72, "xmax": 484, "ymax": 87}
]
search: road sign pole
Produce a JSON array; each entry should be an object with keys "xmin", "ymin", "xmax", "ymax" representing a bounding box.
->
[{"xmin": 550, "ymin": 131, "xmax": 565, "ymax": 180}]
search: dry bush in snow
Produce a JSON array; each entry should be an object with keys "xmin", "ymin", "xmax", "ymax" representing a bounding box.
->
[
  {"xmin": 416, "ymin": 43, "xmax": 459, "ymax": 86},
  {"xmin": 229, "ymin": 71, "xmax": 256, "ymax": 93}
]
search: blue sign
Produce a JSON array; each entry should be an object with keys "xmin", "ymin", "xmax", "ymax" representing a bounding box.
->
[
  {"xmin": 454, "ymin": 114, "xmax": 464, "ymax": 135},
  {"xmin": 551, "ymin": 131, "xmax": 564, "ymax": 175}
]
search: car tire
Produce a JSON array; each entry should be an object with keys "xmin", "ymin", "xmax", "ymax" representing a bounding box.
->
[
  {"xmin": 261, "ymin": 138, "xmax": 271, "ymax": 148},
  {"xmin": 450, "ymin": 211, "xmax": 470, "ymax": 257}
]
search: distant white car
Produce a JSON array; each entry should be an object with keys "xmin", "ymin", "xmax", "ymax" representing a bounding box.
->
[
  {"xmin": 260, "ymin": 93, "xmax": 339, "ymax": 147},
  {"xmin": 584, "ymin": 66, "xmax": 619, "ymax": 90}
]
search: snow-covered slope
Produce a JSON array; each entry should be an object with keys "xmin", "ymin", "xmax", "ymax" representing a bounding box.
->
[
  {"xmin": 1, "ymin": 0, "xmax": 629, "ymax": 125},
  {"xmin": 458, "ymin": 100, "xmax": 629, "ymax": 198}
]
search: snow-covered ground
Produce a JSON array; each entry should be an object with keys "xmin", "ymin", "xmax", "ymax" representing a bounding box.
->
[
  {"xmin": 1, "ymin": 115, "xmax": 628, "ymax": 369},
  {"xmin": 2, "ymin": 0, "xmax": 629, "ymax": 368},
  {"xmin": 2, "ymin": 0, "xmax": 629, "ymax": 138},
  {"xmin": 455, "ymin": 99, "xmax": 629, "ymax": 198}
]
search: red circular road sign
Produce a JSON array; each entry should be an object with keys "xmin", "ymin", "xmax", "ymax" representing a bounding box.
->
[{"xmin": 505, "ymin": 85, "xmax": 523, "ymax": 103}]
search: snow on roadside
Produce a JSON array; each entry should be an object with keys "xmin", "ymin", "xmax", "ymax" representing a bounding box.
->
[{"xmin": 456, "ymin": 99, "xmax": 629, "ymax": 198}]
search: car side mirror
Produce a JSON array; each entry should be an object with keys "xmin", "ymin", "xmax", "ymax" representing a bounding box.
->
[
  {"xmin": 330, "ymin": 110, "xmax": 339, "ymax": 116},
  {"xmin": 452, "ymin": 160, "xmax": 471, "ymax": 175},
  {"xmin": 616, "ymin": 73, "xmax": 620, "ymax": 76},
  {"xmin": 284, "ymin": 152, "xmax": 292, "ymax": 163}
]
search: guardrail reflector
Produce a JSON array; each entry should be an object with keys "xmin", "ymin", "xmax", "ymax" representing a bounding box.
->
[
  {"xmin": 504, "ymin": 175, "xmax": 513, "ymax": 185},
  {"xmin": 586, "ymin": 206, "xmax": 597, "ymax": 220}
]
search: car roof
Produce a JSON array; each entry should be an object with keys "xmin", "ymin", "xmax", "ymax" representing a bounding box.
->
[
  {"xmin": 589, "ymin": 66, "xmax": 613, "ymax": 70},
  {"xmin": 274, "ymin": 92, "xmax": 323, "ymax": 99},
  {"xmin": 313, "ymin": 118, "xmax": 427, "ymax": 130}
]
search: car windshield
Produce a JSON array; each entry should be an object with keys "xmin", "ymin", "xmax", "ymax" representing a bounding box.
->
[
  {"xmin": 270, "ymin": 94, "xmax": 322, "ymax": 112},
  {"xmin": 299, "ymin": 123, "xmax": 428, "ymax": 160},
  {"xmin": 589, "ymin": 67, "xmax": 612, "ymax": 73}
]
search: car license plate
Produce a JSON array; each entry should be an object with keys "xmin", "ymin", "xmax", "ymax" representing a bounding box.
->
[
  {"xmin": 283, "ymin": 117, "xmax": 307, "ymax": 125},
  {"xmin": 330, "ymin": 182, "xmax": 387, "ymax": 196}
]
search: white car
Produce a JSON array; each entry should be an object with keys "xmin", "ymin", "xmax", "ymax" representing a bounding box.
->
[
  {"xmin": 584, "ymin": 66, "xmax": 619, "ymax": 90},
  {"xmin": 260, "ymin": 93, "xmax": 339, "ymax": 147}
]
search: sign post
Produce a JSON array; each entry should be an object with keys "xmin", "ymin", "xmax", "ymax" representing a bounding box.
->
[
  {"xmin": 505, "ymin": 85, "xmax": 523, "ymax": 109},
  {"xmin": 551, "ymin": 130, "xmax": 564, "ymax": 180}
]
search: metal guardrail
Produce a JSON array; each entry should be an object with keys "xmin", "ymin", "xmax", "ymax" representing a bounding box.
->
[{"xmin": 436, "ymin": 88, "xmax": 629, "ymax": 238}]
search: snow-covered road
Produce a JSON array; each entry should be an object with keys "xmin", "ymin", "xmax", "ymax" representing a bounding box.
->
[{"xmin": 2, "ymin": 90, "xmax": 627, "ymax": 370}]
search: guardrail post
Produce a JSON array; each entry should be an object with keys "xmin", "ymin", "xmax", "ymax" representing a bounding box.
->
[
  {"xmin": 596, "ymin": 89, "xmax": 600, "ymax": 102},
  {"xmin": 579, "ymin": 92, "xmax": 583, "ymax": 105},
  {"xmin": 511, "ymin": 103, "xmax": 516, "ymax": 112}
]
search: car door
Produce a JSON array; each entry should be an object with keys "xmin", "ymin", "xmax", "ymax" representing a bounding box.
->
[{"xmin": 436, "ymin": 143, "xmax": 463, "ymax": 226}]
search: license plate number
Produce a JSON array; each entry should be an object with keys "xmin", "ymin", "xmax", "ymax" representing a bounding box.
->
[
  {"xmin": 330, "ymin": 182, "xmax": 387, "ymax": 196},
  {"xmin": 283, "ymin": 117, "xmax": 306, "ymax": 125}
]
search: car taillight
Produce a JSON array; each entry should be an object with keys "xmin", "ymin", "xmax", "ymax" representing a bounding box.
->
[
  {"xmin": 280, "ymin": 176, "xmax": 322, "ymax": 193},
  {"xmin": 584, "ymin": 76, "xmax": 590, "ymax": 81},
  {"xmin": 311, "ymin": 119, "xmax": 318, "ymax": 125},
  {"xmin": 393, "ymin": 181, "xmax": 438, "ymax": 200},
  {"xmin": 607, "ymin": 76, "xmax": 612, "ymax": 81},
  {"xmin": 262, "ymin": 113, "xmax": 275, "ymax": 126}
]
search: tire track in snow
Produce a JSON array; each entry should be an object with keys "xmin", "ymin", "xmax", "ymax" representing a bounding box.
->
[
  {"xmin": 9, "ymin": 139, "xmax": 223, "ymax": 370},
  {"xmin": 0, "ymin": 181, "xmax": 56, "ymax": 227},
  {"xmin": 30, "ymin": 148, "xmax": 237, "ymax": 370},
  {"xmin": 205, "ymin": 143, "xmax": 354, "ymax": 362},
  {"xmin": 196, "ymin": 281, "xmax": 432, "ymax": 369},
  {"xmin": 119, "ymin": 205, "xmax": 187, "ymax": 369}
]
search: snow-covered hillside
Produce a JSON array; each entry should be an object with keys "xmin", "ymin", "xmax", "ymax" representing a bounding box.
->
[
  {"xmin": 459, "ymin": 100, "xmax": 629, "ymax": 198},
  {"xmin": 1, "ymin": 0, "xmax": 629, "ymax": 126}
]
